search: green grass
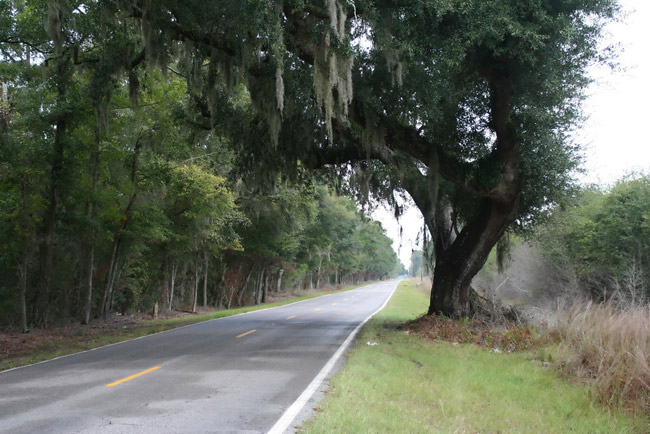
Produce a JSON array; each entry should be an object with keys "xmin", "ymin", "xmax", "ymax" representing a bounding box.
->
[
  {"xmin": 303, "ymin": 280, "xmax": 645, "ymax": 433},
  {"xmin": 0, "ymin": 283, "xmax": 371, "ymax": 371}
]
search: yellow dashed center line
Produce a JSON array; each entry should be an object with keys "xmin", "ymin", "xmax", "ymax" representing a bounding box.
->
[
  {"xmin": 314, "ymin": 308, "xmax": 321, "ymax": 311},
  {"xmin": 106, "ymin": 366, "xmax": 161, "ymax": 387},
  {"xmin": 236, "ymin": 329, "xmax": 257, "ymax": 338},
  {"xmin": 331, "ymin": 303, "xmax": 337, "ymax": 306},
  {"xmin": 286, "ymin": 315, "xmax": 297, "ymax": 320}
]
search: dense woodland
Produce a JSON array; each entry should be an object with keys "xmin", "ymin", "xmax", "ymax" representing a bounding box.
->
[
  {"xmin": 0, "ymin": 0, "xmax": 620, "ymax": 328},
  {"xmin": 0, "ymin": 2, "xmax": 403, "ymax": 330}
]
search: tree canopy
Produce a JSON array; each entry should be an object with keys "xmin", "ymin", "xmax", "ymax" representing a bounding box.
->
[{"xmin": 0, "ymin": 0, "xmax": 618, "ymax": 322}]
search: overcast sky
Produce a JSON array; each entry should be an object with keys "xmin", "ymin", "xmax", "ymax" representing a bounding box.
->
[
  {"xmin": 578, "ymin": 0, "xmax": 650, "ymax": 184},
  {"xmin": 375, "ymin": 0, "xmax": 650, "ymax": 266}
]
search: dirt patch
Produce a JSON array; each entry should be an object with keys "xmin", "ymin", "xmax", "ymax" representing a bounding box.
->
[{"xmin": 0, "ymin": 307, "xmax": 220, "ymax": 364}]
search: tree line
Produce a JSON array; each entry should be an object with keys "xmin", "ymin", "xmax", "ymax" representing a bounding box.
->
[
  {"xmin": 0, "ymin": 2, "xmax": 400, "ymax": 331},
  {"xmin": 0, "ymin": 0, "xmax": 617, "ymax": 321},
  {"xmin": 538, "ymin": 175, "xmax": 650, "ymax": 304}
]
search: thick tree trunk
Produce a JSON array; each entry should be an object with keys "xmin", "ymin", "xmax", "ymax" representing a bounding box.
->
[{"xmin": 428, "ymin": 196, "xmax": 519, "ymax": 317}]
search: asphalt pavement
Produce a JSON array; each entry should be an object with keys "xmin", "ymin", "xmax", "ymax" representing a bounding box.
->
[{"xmin": 0, "ymin": 280, "xmax": 399, "ymax": 433}]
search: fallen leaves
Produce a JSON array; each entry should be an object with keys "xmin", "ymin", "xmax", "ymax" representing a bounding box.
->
[{"xmin": 407, "ymin": 315, "xmax": 550, "ymax": 352}]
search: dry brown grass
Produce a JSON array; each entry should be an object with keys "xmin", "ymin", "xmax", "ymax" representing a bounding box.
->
[{"xmin": 555, "ymin": 301, "xmax": 650, "ymax": 414}]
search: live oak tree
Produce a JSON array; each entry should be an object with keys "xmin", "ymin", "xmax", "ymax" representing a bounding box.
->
[{"xmin": 126, "ymin": 0, "xmax": 616, "ymax": 317}]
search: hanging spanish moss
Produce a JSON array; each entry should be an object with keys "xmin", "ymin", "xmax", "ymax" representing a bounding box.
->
[
  {"xmin": 141, "ymin": 0, "xmax": 171, "ymax": 80},
  {"xmin": 275, "ymin": 65, "xmax": 284, "ymax": 115},
  {"xmin": 313, "ymin": 0, "xmax": 353, "ymax": 143},
  {"xmin": 360, "ymin": 106, "xmax": 385, "ymax": 158}
]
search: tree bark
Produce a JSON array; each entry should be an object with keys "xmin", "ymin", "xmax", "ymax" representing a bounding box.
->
[
  {"xmin": 82, "ymin": 242, "xmax": 94, "ymax": 325},
  {"xmin": 18, "ymin": 178, "xmax": 29, "ymax": 333},
  {"xmin": 237, "ymin": 265, "xmax": 254, "ymax": 306},
  {"xmin": 203, "ymin": 252, "xmax": 209, "ymax": 307},
  {"xmin": 226, "ymin": 263, "xmax": 242, "ymax": 309},
  {"xmin": 255, "ymin": 267, "xmax": 265, "ymax": 305},
  {"xmin": 192, "ymin": 259, "xmax": 199, "ymax": 313},
  {"xmin": 101, "ymin": 239, "xmax": 120, "ymax": 319},
  {"xmin": 168, "ymin": 259, "xmax": 177, "ymax": 311},
  {"xmin": 262, "ymin": 269, "xmax": 269, "ymax": 303},
  {"xmin": 316, "ymin": 248, "xmax": 323, "ymax": 289},
  {"xmin": 82, "ymin": 144, "xmax": 100, "ymax": 325},
  {"xmin": 428, "ymin": 195, "xmax": 519, "ymax": 317},
  {"xmin": 276, "ymin": 268, "xmax": 284, "ymax": 293}
]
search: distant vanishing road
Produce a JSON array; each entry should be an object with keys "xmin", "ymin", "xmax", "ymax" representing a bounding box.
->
[{"xmin": 0, "ymin": 280, "xmax": 398, "ymax": 433}]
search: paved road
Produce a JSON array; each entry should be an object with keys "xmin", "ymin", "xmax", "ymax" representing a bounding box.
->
[{"xmin": 0, "ymin": 280, "xmax": 398, "ymax": 433}]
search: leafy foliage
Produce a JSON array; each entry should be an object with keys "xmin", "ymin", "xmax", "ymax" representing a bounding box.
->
[{"xmin": 539, "ymin": 175, "xmax": 650, "ymax": 301}]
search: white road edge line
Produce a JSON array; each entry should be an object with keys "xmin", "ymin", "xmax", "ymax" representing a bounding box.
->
[{"xmin": 267, "ymin": 279, "xmax": 401, "ymax": 434}]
